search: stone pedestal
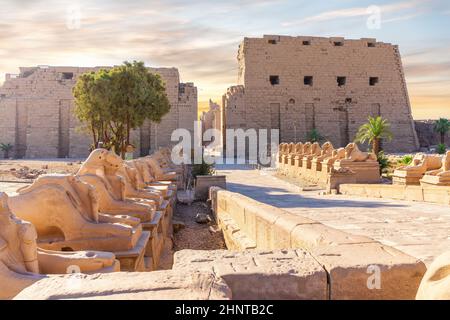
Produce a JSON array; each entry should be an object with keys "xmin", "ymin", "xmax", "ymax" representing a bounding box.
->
[
  {"xmin": 143, "ymin": 211, "xmax": 164, "ymax": 270},
  {"xmin": 392, "ymin": 170, "xmax": 423, "ymax": 185},
  {"xmin": 311, "ymin": 159, "xmax": 322, "ymax": 172},
  {"xmin": 195, "ymin": 175, "xmax": 226, "ymax": 201},
  {"xmin": 114, "ymin": 231, "xmax": 150, "ymax": 272},
  {"xmin": 294, "ymin": 156, "xmax": 303, "ymax": 168},
  {"xmin": 420, "ymin": 174, "xmax": 450, "ymax": 187},
  {"xmin": 334, "ymin": 160, "xmax": 380, "ymax": 184},
  {"xmin": 327, "ymin": 170, "xmax": 357, "ymax": 192},
  {"xmin": 302, "ymin": 157, "xmax": 313, "ymax": 170}
]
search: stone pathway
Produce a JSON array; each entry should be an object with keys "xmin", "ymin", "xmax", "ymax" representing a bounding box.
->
[
  {"xmin": 0, "ymin": 182, "xmax": 29, "ymax": 196},
  {"xmin": 216, "ymin": 165, "xmax": 450, "ymax": 266}
]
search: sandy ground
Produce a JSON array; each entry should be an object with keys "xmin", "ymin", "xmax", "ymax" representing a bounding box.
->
[
  {"xmin": 0, "ymin": 159, "xmax": 81, "ymax": 182},
  {"xmin": 173, "ymin": 202, "xmax": 226, "ymax": 252}
]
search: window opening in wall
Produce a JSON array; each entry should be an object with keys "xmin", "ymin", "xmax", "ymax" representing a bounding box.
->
[
  {"xmin": 62, "ymin": 72, "xmax": 74, "ymax": 80},
  {"xmin": 370, "ymin": 77, "xmax": 379, "ymax": 86},
  {"xmin": 268, "ymin": 39, "xmax": 277, "ymax": 44},
  {"xmin": 333, "ymin": 41, "xmax": 344, "ymax": 46},
  {"xmin": 337, "ymin": 76, "xmax": 346, "ymax": 87},
  {"xmin": 368, "ymin": 42, "xmax": 376, "ymax": 47},
  {"xmin": 304, "ymin": 76, "xmax": 313, "ymax": 86},
  {"xmin": 269, "ymin": 75, "xmax": 280, "ymax": 85},
  {"xmin": 303, "ymin": 40, "xmax": 311, "ymax": 45}
]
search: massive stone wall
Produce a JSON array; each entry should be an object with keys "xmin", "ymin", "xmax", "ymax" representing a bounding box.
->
[
  {"xmin": 200, "ymin": 100, "xmax": 222, "ymax": 146},
  {"xmin": 0, "ymin": 66, "xmax": 197, "ymax": 158},
  {"xmin": 414, "ymin": 120, "xmax": 450, "ymax": 148},
  {"xmin": 222, "ymin": 35, "xmax": 419, "ymax": 152}
]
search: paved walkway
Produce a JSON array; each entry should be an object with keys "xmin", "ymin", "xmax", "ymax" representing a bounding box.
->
[
  {"xmin": 0, "ymin": 182, "xmax": 29, "ymax": 196},
  {"xmin": 216, "ymin": 165, "xmax": 450, "ymax": 266}
]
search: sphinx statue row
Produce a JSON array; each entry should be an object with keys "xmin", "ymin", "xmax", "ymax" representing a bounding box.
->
[
  {"xmin": 393, "ymin": 151, "xmax": 450, "ymax": 186},
  {"xmin": 0, "ymin": 147, "xmax": 183, "ymax": 299},
  {"xmin": 278, "ymin": 141, "xmax": 380, "ymax": 189}
]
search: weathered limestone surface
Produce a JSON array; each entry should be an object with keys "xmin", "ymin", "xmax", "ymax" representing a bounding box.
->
[
  {"xmin": 0, "ymin": 66, "xmax": 197, "ymax": 158},
  {"xmin": 1, "ymin": 147, "xmax": 187, "ymax": 299},
  {"xmin": 414, "ymin": 120, "xmax": 450, "ymax": 148},
  {"xmin": 393, "ymin": 153, "xmax": 442, "ymax": 185},
  {"xmin": 420, "ymin": 151, "xmax": 450, "ymax": 186},
  {"xmin": 173, "ymin": 249, "xmax": 328, "ymax": 300},
  {"xmin": 340, "ymin": 183, "xmax": 450, "ymax": 205},
  {"xmin": 209, "ymin": 185, "xmax": 426, "ymax": 299},
  {"xmin": 0, "ymin": 192, "xmax": 118, "ymax": 300},
  {"xmin": 222, "ymin": 35, "xmax": 419, "ymax": 152},
  {"xmin": 195, "ymin": 175, "xmax": 226, "ymax": 200},
  {"xmin": 416, "ymin": 251, "xmax": 450, "ymax": 300},
  {"xmin": 309, "ymin": 243, "xmax": 425, "ymax": 300},
  {"xmin": 13, "ymin": 271, "xmax": 231, "ymax": 300},
  {"xmin": 278, "ymin": 141, "xmax": 380, "ymax": 190},
  {"xmin": 200, "ymin": 100, "xmax": 222, "ymax": 147}
]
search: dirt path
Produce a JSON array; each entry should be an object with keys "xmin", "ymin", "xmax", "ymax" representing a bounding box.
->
[{"xmin": 173, "ymin": 202, "xmax": 226, "ymax": 252}]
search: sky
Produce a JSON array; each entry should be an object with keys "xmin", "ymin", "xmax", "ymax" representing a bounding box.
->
[{"xmin": 0, "ymin": 0, "xmax": 449, "ymax": 119}]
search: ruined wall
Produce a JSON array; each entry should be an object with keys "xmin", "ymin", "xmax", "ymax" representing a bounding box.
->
[
  {"xmin": 0, "ymin": 66, "xmax": 197, "ymax": 158},
  {"xmin": 414, "ymin": 120, "xmax": 450, "ymax": 148},
  {"xmin": 200, "ymin": 100, "xmax": 221, "ymax": 146},
  {"xmin": 223, "ymin": 35, "xmax": 419, "ymax": 152}
]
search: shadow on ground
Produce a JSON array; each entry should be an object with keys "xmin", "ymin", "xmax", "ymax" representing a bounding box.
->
[{"xmin": 226, "ymin": 182, "xmax": 407, "ymax": 209}]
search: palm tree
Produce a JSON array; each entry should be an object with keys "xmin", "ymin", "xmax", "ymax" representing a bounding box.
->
[
  {"xmin": 0, "ymin": 143, "xmax": 13, "ymax": 159},
  {"xmin": 355, "ymin": 116, "xmax": 393, "ymax": 155},
  {"xmin": 433, "ymin": 118, "xmax": 450, "ymax": 144}
]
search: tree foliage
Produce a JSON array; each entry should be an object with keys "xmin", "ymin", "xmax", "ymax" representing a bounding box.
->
[
  {"xmin": 0, "ymin": 143, "xmax": 13, "ymax": 159},
  {"xmin": 433, "ymin": 118, "xmax": 450, "ymax": 144},
  {"xmin": 73, "ymin": 61, "xmax": 170, "ymax": 156},
  {"xmin": 437, "ymin": 143, "xmax": 447, "ymax": 154},
  {"xmin": 354, "ymin": 116, "xmax": 393, "ymax": 155}
]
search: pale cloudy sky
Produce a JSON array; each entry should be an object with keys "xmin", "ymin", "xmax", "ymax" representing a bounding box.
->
[{"xmin": 0, "ymin": 0, "xmax": 449, "ymax": 119}]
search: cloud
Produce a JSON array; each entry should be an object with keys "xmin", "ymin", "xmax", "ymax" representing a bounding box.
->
[
  {"xmin": 281, "ymin": 0, "xmax": 427, "ymax": 27},
  {"xmin": 0, "ymin": 0, "xmax": 448, "ymax": 108},
  {"xmin": 0, "ymin": 0, "xmax": 245, "ymax": 99},
  {"xmin": 404, "ymin": 60, "xmax": 450, "ymax": 78}
]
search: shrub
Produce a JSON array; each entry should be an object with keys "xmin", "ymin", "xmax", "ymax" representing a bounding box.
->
[
  {"xmin": 191, "ymin": 160, "xmax": 215, "ymax": 178},
  {"xmin": 306, "ymin": 128, "xmax": 324, "ymax": 143},
  {"xmin": 0, "ymin": 143, "xmax": 13, "ymax": 159},
  {"xmin": 398, "ymin": 155, "xmax": 413, "ymax": 166},
  {"xmin": 437, "ymin": 143, "xmax": 447, "ymax": 154},
  {"xmin": 377, "ymin": 151, "xmax": 390, "ymax": 174}
]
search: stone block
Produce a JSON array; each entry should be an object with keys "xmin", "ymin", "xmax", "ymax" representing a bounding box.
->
[
  {"xmin": 173, "ymin": 249, "xmax": 328, "ymax": 300},
  {"xmin": 14, "ymin": 271, "xmax": 231, "ymax": 300},
  {"xmin": 290, "ymin": 223, "xmax": 376, "ymax": 250},
  {"xmin": 195, "ymin": 175, "xmax": 226, "ymax": 201},
  {"xmin": 309, "ymin": 243, "xmax": 426, "ymax": 300}
]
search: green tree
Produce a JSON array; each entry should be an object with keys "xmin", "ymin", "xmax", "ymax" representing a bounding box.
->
[
  {"xmin": 433, "ymin": 118, "xmax": 450, "ymax": 144},
  {"xmin": 73, "ymin": 61, "xmax": 171, "ymax": 157},
  {"xmin": 73, "ymin": 70, "xmax": 112, "ymax": 151},
  {"xmin": 437, "ymin": 143, "xmax": 447, "ymax": 154},
  {"xmin": 0, "ymin": 143, "xmax": 13, "ymax": 159},
  {"xmin": 354, "ymin": 116, "xmax": 393, "ymax": 155}
]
